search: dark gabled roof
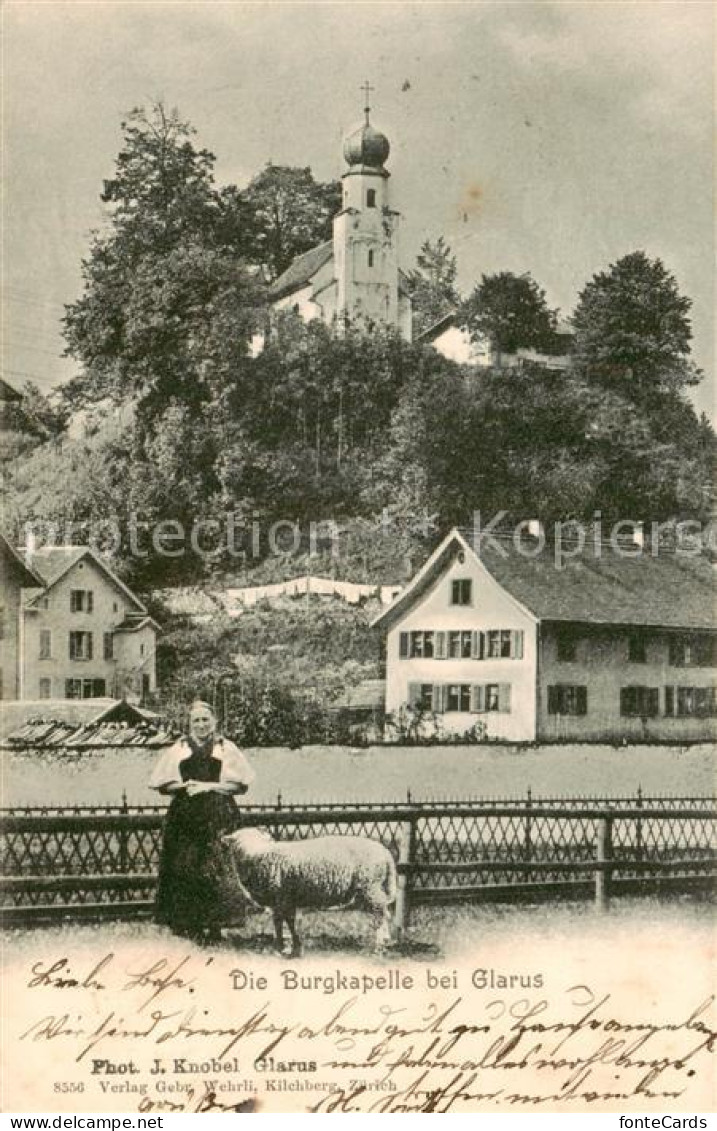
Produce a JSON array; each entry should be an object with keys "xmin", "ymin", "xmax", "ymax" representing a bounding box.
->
[
  {"xmin": 0, "ymin": 378, "xmax": 23, "ymax": 402},
  {"xmin": 114, "ymin": 614, "xmax": 161, "ymax": 634},
  {"xmin": 0, "ymin": 533, "xmax": 43, "ymax": 588},
  {"xmin": 474, "ymin": 534, "xmax": 714, "ymax": 631},
  {"xmin": 416, "ymin": 311, "xmax": 456, "ymax": 343},
  {"xmin": 373, "ymin": 528, "xmax": 715, "ymax": 633},
  {"xmin": 268, "ymin": 241, "xmax": 334, "ymax": 301}
]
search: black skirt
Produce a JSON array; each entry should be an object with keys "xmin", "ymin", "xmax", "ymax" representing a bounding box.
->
[{"xmin": 155, "ymin": 791, "xmax": 241, "ymax": 935}]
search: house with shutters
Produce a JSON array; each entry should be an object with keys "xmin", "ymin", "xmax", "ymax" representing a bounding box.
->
[
  {"xmin": 371, "ymin": 527, "xmax": 716, "ymax": 743},
  {"xmin": 17, "ymin": 545, "xmax": 159, "ymax": 702}
]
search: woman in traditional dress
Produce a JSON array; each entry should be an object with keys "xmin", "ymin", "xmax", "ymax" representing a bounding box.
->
[{"xmin": 149, "ymin": 700, "xmax": 255, "ymax": 943}]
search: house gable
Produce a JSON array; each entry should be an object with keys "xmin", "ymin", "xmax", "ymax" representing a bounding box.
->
[{"xmin": 24, "ymin": 547, "xmax": 146, "ymax": 613}]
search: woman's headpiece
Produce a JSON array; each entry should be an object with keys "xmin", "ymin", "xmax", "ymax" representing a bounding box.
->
[{"xmin": 189, "ymin": 699, "xmax": 214, "ymax": 715}]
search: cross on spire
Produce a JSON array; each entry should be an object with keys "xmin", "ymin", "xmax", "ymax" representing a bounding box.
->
[{"xmin": 361, "ymin": 80, "xmax": 375, "ymax": 124}]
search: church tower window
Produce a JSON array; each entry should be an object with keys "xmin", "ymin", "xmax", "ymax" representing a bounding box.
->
[
  {"xmin": 367, "ymin": 188, "xmax": 376, "ymax": 208},
  {"xmin": 368, "ymin": 249, "xmax": 374, "ymax": 268}
]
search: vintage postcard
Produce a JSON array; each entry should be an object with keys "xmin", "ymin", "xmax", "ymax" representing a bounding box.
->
[{"xmin": 2, "ymin": 0, "xmax": 715, "ymax": 1116}]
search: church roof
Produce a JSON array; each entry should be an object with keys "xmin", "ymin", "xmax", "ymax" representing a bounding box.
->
[{"xmin": 269, "ymin": 241, "xmax": 334, "ymax": 301}]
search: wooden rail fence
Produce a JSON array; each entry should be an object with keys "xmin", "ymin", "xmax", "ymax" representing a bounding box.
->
[{"xmin": 1, "ymin": 794, "xmax": 715, "ymax": 927}]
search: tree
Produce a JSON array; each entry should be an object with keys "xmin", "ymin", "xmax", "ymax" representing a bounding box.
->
[
  {"xmin": 572, "ymin": 251, "xmax": 700, "ymax": 401},
  {"xmin": 459, "ymin": 271, "xmax": 557, "ymax": 361},
  {"xmin": 239, "ymin": 164, "xmax": 342, "ymax": 280},
  {"xmin": 62, "ymin": 104, "xmax": 262, "ymax": 425},
  {"xmin": 405, "ymin": 237, "xmax": 459, "ymax": 335}
]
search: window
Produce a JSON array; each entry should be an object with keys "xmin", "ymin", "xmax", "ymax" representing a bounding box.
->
[
  {"xmin": 103, "ymin": 633, "xmax": 114, "ymax": 660},
  {"xmin": 556, "ymin": 632, "xmax": 577, "ymax": 662},
  {"xmin": 39, "ymin": 677, "xmax": 51, "ymax": 699},
  {"xmin": 451, "ymin": 579, "xmax": 472, "ymax": 606},
  {"xmin": 669, "ymin": 635, "xmax": 716, "ymax": 668},
  {"xmin": 70, "ymin": 589, "xmax": 94, "ymax": 613},
  {"xmin": 628, "ymin": 635, "xmax": 647, "ymax": 664},
  {"xmin": 367, "ymin": 188, "xmax": 376, "ymax": 208},
  {"xmin": 620, "ymin": 686, "xmax": 659, "ymax": 717},
  {"xmin": 487, "ymin": 630, "xmax": 512, "ymax": 658},
  {"xmin": 407, "ymin": 683, "xmax": 436, "ymax": 711},
  {"xmin": 368, "ymin": 249, "xmax": 374, "ymax": 268},
  {"xmin": 477, "ymin": 630, "xmax": 524, "ymax": 660},
  {"xmin": 473, "ymin": 683, "xmax": 511, "ymax": 713},
  {"xmin": 548, "ymin": 685, "xmax": 588, "ymax": 716},
  {"xmin": 69, "ymin": 631, "xmax": 93, "ymax": 660},
  {"xmin": 0, "ymin": 607, "xmax": 5, "ymax": 640},
  {"xmin": 65, "ymin": 677, "xmax": 106, "ymax": 700},
  {"xmin": 446, "ymin": 684, "xmax": 471, "ymax": 712},
  {"xmin": 39, "ymin": 630, "xmax": 52, "ymax": 660},
  {"xmin": 401, "ymin": 628, "xmax": 524, "ymax": 661},
  {"xmin": 666, "ymin": 685, "xmax": 717, "ymax": 718}
]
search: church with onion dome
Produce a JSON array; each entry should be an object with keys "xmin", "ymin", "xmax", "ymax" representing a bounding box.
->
[{"xmin": 267, "ymin": 86, "xmax": 413, "ymax": 341}]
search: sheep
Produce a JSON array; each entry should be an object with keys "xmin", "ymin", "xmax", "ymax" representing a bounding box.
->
[{"xmin": 220, "ymin": 828, "xmax": 397, "ymax": 957}]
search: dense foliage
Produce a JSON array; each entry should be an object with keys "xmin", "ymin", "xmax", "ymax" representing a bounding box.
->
[{"xmin": 5, "ymin": 105, "xmax": 712, "ymax": 599}]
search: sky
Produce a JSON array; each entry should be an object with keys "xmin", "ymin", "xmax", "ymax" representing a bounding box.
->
[{"xmin": 3, "ymin": 0, "xmax": 714, "ymax": 418}]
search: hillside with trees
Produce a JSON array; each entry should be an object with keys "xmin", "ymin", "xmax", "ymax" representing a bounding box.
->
[{"xmin": 3, "ymin": 102, "xmax": 714, "ymax": 730}]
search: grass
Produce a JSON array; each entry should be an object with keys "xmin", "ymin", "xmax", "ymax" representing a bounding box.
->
[{"xmin": 3, "ymin": 741, "xmax": 715, "ymax": 808}]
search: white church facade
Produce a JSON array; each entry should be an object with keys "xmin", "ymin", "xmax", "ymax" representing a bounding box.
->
[
  {"xmin": 266, "ymin": 92, "xmax": 573, "ymax": 371},
  {"xmin": 268, "ymin": 97, "xmax": 413, "ymax": 341}
]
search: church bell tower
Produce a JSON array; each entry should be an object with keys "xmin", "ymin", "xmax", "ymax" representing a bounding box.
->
[{"xmin": 333, "ymin": 84, "xmax": 402, "ymax": 331}]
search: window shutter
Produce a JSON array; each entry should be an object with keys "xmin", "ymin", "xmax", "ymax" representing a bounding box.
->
[
  {"xmin": 664, "ymin": 686, "xmax": 674, "ymax": 716},
  {"xmin": 87, "ymin": 633, "xmax": 93, "ymax": 660},
  {"xmin": 478, "ymin": 631, "xmax": 485, "ymax": 660},
  {"xmin": 435, "ymin": 631, "xmax": 446, "ymax": 659},
  {"xmin": 548, "ymin": 686, "xmax": 559, "ymax": 715},
  {"xmin": 399, "ymin": 632, "xmax": 409, "ymax": 658},
  {"xmin": 576, "ymin": 686, "xmax": 588, "ymax": 716},
  {"xmin": 87, "ymin": 591, "xmax": 94, "ymax": 613},
  {"xmin": 498, "ymin": 683, "xmax": 512, "ymax": 713},
  {"xmin": 512, "ymin": 630, "xmax": 524, "ymax": 659},
  {"xmin": 407, "ymin": 682, "xmax": 421, "ymax": 708},
  {"xmin": 432, "ymin": 684, "xmax": 445, "ymax": 713},
  {"xmin": 620, "ymin": 687, "xmax": 632, "ymax": 717},
  {"xmin": 473, "ymin": 684, "xmax": 485, "ymax": 712},
  {"xmin": 648, "ymin": 688, "xmax": 659, "ymax": 718},
  {"xmin": 471, "ymin": 631, "xmax": 480, "ymax": 659}
]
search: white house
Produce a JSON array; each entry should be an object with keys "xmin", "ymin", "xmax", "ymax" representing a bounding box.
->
[
  {"xmin": 419, "ymin": 313, "xmax": 575, "ymax": 371},
  {"xmin": 371, "ymin": 528, "xmax": 716, "ymax": 743},
  {"xmin": 18, "ymin": 545, "xmax": 159, "ymax": 702}
]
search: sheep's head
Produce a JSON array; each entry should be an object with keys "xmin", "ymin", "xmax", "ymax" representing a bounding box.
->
[{"xmin": 221, "ymin": 827, "xmax": 274, "ymax": 859}]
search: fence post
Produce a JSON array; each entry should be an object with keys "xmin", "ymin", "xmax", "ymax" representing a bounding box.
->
[
  {"xmin": 595, "ymin": 814, "xmax": 613, "ymax": 911},
  {"xmin": 524, "ymin": 787, "xmax": 533, "ymax": 863},
  {"xmin": 395, "ymin": 817, "xmax": 416, "ymax": 941},
  {"xmin": 635, "ymin": 785, "xmax": 643, "ymax": 864},
  {"xmin": 119, "ymin": 791, "xmax": 129, "ymax": 902}
]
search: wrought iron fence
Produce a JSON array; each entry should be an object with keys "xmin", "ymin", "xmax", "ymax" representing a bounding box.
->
[{"xmin": 1, "ymin": 793, "xmax": 715, "ymax": 925}]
